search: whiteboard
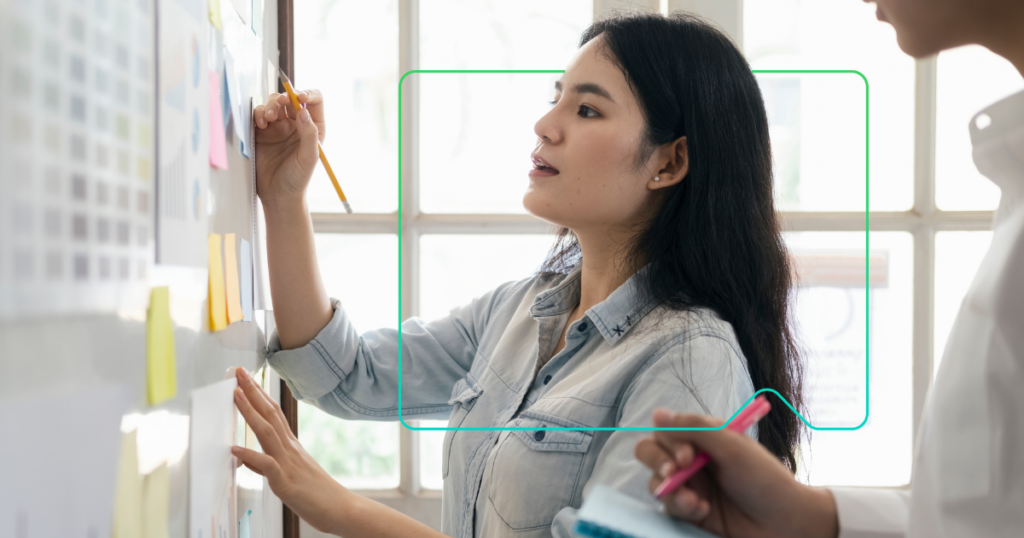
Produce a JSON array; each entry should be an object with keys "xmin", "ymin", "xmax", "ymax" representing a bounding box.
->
[{"xmin": 0, "ymin": 0, "xmax": 285, "ymax": 536}]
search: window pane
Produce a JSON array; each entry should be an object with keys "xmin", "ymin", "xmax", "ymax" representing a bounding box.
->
[
  {"xmin": 757, "ymin": 72, "xmax": 866, "ymax": 212},
  {"xmin": 294, "ymin": 0, "xmax": 398, "ymax": 213},
  {"xmin": 745, "ymin": 0, "xmax": 914, "ymax": 211},
  {"xmin": 934, "ymin": 231, "xmax": 993, "ymax": 374},
  {"xmin": 419, "ymin": 420, "xmax": 447, "ymax": 491},
  {"xmin": 787, "ymin": 232, "xmax": 912, "ymax": 486},
  {"xmin": 299, "ymin": 233, "xmax": 400, "ymax": 489},
  {"xmin": 935, "ymin": 46, "xmax": 1021, "ymax": 211},
  {"xmin": 417, "ymin": 233, "xmax": 556, "ymax": 489},
  {"xmin": 418, "ymin": 0, "xmax": 593, "ymax": 214},
  {"xmin": 418, "ymin": 234, "xmax": 557, "ymax": 321}
]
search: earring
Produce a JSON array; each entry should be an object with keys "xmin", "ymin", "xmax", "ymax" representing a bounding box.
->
[{"xmin": 654, "ymin": 176, "xmax": 660, "ymax": 182}]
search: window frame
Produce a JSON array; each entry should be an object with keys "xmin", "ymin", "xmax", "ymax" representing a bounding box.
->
[{"xmin": 297, "ymin": 0, "xmax": 996, "ymax": 521}]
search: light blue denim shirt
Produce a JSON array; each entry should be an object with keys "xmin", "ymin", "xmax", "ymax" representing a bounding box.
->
[{"xmin": 266, "ymin": 263, "xmax": 755, "ymax": 538}]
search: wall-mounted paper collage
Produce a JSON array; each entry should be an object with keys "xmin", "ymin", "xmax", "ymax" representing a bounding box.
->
[
  {"xmin": 0, "ymin": 0, "xmax": 157, "ymax": 317},
  {"xmin": 156, "ymin": 0, "xmax": 210, "ymax": 268}
]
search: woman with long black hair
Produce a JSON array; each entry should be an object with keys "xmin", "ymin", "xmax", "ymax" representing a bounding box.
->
[{"xmin": 231, "ymin": 11, "xmax": 804, "ymax": 538}]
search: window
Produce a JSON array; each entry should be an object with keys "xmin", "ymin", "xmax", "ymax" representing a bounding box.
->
[{"xmin": 294, "ymin": 0, "xmax": 1009, "ymax": 528}]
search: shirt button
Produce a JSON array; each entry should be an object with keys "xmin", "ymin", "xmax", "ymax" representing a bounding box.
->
[
  {"xmin": 534, "ymin": 430, "xmax": 546, "ymax": 442},
  {"xmin": 578, "ymin": 322, "xmax": 588, "ymax": 332},
  {"xmin": 543, "ymin": 375, "xmax": 552, "ymax": 385}
]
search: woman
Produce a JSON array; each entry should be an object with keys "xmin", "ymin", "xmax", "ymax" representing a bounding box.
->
[
  {"xmin": 635, "ymin": 0, "xmax": 1024, "ymax": 537},
  {"xmin": 234, "ymin": 11, "xmax": 803, "ymax": 538}
]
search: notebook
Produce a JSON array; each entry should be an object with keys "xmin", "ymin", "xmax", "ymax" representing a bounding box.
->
[{"xmin": 574, "ymin": 485, "xmax": 719, "ymax": 538}]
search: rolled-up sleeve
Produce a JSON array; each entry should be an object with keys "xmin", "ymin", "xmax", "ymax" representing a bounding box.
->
[
  {"xmin": 551, "ymin": 333, "xmax": 755, "ymax": 535},
  {"xmin": 831, "ymin": 487, "xmax": 909, "ymax": 538},
  {"xmin": 266, "ymin": 280, "xmax": 522, "ymax": 420}
]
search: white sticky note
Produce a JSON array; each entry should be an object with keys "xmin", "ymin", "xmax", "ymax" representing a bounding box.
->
[
  {"xmin": 189, "ymin": 378, "xmax": 238, "ymax": 538},
  {"xmin": 240, "ymin": 239, "xmax": 253, "ymax": 321}
]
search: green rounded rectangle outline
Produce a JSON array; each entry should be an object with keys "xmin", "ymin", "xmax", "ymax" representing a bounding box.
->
[{"xmin": 398, "ymin": 69, "xmax": 869, "ymax": 431}]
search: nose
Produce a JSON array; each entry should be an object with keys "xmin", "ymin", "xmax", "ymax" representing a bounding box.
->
[{"xmin": 534, "ymin": 103, "xmax": 562, "ymax": 145}]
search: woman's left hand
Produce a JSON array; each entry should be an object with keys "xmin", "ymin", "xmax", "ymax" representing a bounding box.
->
[{"xmin": 230, "ymin": 367, "xmax": 349, "ymax": 534}]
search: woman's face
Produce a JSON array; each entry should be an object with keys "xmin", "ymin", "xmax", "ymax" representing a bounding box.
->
[{"xmin": 523, "ymin": 35, "xmax": 669, "ymax": 235}]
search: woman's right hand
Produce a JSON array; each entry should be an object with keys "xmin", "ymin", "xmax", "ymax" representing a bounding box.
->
[
  {"xmin": 254, "ymin": 90, "xmax": 326, "ymax": 209},
  {"xmin": 634, "ymin": 409, "xmax": 839, "ymax": 538}
]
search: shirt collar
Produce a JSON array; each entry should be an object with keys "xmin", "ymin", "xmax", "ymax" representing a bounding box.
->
[
  {"xmin": 970, "ymin": 87, "xmax": 1024, "ymax": 204},
  {"xmin": 529, "ymin": 263, "xmax": 658, "ymax": 346}
]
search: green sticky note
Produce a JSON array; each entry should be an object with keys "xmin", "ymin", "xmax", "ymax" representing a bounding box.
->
[{"xmin": 146, "ymin": 287, "xmax": 177, "ymax": 405}]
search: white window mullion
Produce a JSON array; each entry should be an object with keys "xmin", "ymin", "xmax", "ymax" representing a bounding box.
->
[
  {"xmin": 399, "ymin": 0, "xmax": 422, "ymax": 499},
  {"xmin": 911, "ymin": 55, "xmax": 938, "ymax": 439}
]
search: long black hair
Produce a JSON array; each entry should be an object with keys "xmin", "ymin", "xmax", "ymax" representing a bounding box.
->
[{"xmin": 539, "ymin": 11, "xmax": 805, "ymax": 472}]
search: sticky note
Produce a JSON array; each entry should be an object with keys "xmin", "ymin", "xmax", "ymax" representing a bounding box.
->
[
  {"xmin": 221, "ymin": 67, "xmax": 232, "ymax": 130},
  {"xmin": 224, "ymin": 233, "xmax": 243, "ymax": 324},
  {"xmin": 239, "ymin": 509, "xmax": 252, "ymax": 538},
  {"xmin": 208, "ymin": 234, "xmax": 228, "ymax": 331},
  {"xmin": 142, "ymin": 463, "xmax": 170, "ymax": 538},
  {"xmin": 239, "ymin": 239, "xmax": 253, "ymax": 321},
  {"xmin": 113, "ymin": 430, "xmax": 143, "ymax": 538},
  {"xmin": 209, "ymin": 70, "xmax": 228, "ymax": 170},
  {"xmin": 209, "ymin": 0, "xmax": 222, "ymax": 29},
  {"xmin": 223, "ymin": 48, "xmax": 245, "ymax": 146},
  {"xmin": 146, "ymin": 287, "xmax": 177, "ymax": 406}
]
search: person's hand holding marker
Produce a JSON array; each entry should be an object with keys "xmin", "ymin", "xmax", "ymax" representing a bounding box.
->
[
  {"xmin": 634, "ymin": 408, "xmax": 840, "ymax": 538},
  {"xmin": 253, "ymin": 89, "xmax": 326, "ymax": 210}
]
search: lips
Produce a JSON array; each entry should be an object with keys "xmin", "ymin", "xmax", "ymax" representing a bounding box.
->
[{"xmin": 531, "ymin": 154, "xmax": 559, "ymax": 173}]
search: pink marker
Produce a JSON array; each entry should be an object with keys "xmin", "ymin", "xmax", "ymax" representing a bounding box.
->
[{"xmin": 653, "ymin": 395, "xmax": 772, "ymax": 499}]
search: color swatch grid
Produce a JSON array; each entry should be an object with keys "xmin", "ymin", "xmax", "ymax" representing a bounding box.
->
[{"xmin": 0, "ymin": 0, "xmax": 156, "ymax": 317}]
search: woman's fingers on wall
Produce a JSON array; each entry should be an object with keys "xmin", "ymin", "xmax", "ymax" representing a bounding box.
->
[
  {"xmin": 232, "ymin": 445, "xmax": 276, "ymax": 478},
  {"xmin": 233, "ymin": 386, "xmax": 285, "ymax": 456}
]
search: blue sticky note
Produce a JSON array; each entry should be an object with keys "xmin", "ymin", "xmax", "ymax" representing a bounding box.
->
[
  {"xmin": 239, "ymin": 509, "xmax": 252, "ymax": 538},
  {"xmin": 239, "ymin": 239, "xmax": 253, "ymax": 322}
]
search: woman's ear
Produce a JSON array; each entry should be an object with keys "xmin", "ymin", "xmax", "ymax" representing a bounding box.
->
[{"xmin": 648, "ymin": 136, "xmax": 688, "ymax": 190}]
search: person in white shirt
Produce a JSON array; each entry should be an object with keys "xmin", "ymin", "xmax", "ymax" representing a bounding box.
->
[{"xmin": 634, "ymin": 0, "xmax": 1024, "ymax": 537}]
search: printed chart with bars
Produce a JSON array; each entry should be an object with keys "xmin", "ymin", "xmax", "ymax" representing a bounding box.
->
[{"xmin": 0, "ymin": 0, "xmax": 156, "ymax": 317}]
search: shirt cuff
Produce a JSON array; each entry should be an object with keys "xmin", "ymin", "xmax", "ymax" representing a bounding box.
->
[
  {"xmin": 266, "ymin": 298, "xmax": 351, "ymax": 401},
  {"xmin": 830, "ymin": 487, "xmax": 909, "ymax": 538}
]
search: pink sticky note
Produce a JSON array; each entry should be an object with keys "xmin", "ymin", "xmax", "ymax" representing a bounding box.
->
[{"xmin": 209, "ymin": 69, "xmax": 229, "ymax": 170}]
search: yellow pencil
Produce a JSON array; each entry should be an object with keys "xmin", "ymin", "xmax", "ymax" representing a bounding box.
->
[{"xmin": 277, "ymin": 67, "xmax": 352, "ymax": 214}]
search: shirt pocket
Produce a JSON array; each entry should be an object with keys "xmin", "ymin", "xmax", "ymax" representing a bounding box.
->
[
  {"xmin": 442, "ymin": 375, "xmax": 484, "ymax": 479},
  {"xmin": 487, "ymin": 416, "xmax": 594, "ymax": 531}
]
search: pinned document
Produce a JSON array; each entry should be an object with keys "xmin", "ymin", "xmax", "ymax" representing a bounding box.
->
[
  {"xmin": 208, "ymin": 234, "xmax": 228, "ymax": 331},
  {"xmin": 224, "ymin": 233, "xmax": 244, "ymax": 324},
  {"xmin": 239, "ymin": 509, "xmax": 253, "ymax": 538},
  {"xmin": 209, "ymin": 70, "xmax": 229, "ymax": 170},
  {"xmin": 240, "ymin": 239, "xmax": 253, "ymax": 321},
  {"xmin": 189, "ymin": 378, "xmax": 238, "ymax": 538},
  {"xmin": 142, "ymin": 463, "xmax": 170, "ymax": 538},
  {"xmin": 146, "ymin": 287, "xmax": 177, "ymax": 405},
  {"xmin": 113, "ymin": 431, "xmax": 143, "ymax": 538}
]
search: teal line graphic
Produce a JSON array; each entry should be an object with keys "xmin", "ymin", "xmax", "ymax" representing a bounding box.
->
[{"xmin": 398, "ymin": 69, "xmax": 869, "ymax": 431}]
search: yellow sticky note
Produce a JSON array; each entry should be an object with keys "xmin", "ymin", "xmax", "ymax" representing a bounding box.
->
[
  {"xmin": 209, "ymin": 0, "xmax": 223, "ymax": 30},
  {"xmin": 208, "ymin": 234, "xmax": 228, "ymax": 331},
  {"xmin": 113, "ymin": 431, "xmax": 143, "ymax": 538},
  {"xmin": 224, "ymin": 233, "xmax": 243, "ymax": 324},
  {"xmin": 146, "ymin": 287, "xmax": 177, "ymax": 405},
  {"xmin": 142, "ymin": 463, "xmax": 170, "ymax": 538}
]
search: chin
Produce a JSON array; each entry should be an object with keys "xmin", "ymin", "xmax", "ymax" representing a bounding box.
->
[{"xmin": 522, "ymin": 192, "xmax": 568, "ymax": 229}]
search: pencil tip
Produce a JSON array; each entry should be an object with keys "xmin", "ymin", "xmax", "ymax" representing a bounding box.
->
[{"xmin": 343, "ymin": 200, "xmax": 353, "ymax": 214}]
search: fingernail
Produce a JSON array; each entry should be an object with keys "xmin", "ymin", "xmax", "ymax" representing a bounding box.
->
[
  {"xmin": 300, "ymin": 109, "xmax": 310, "ymax": 123},
  {"xmin": 660, "ymin": 461, "xmax": 675, "ymax": 478},
  {"xmin": 675, "ymin": 446, "xmax": 690, "ymax": 463},
  {"xmin": 231, "ymin": 446, "xmax": 241, "ymax": 455}
]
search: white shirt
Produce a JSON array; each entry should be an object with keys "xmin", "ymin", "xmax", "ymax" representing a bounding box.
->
[{"xmin": 830, "ymin": 87, "xmax": 1024, "ymax": 538}]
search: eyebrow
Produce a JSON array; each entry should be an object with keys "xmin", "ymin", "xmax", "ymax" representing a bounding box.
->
[{"xmin": 554, "ymin": 80, "xmax": 615, "ymax": 104}]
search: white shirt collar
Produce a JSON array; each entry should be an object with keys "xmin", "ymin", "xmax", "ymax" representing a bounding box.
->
[{"xmin": 970, "ymin": 87, "xmax": 1024, "ymax": 210}]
